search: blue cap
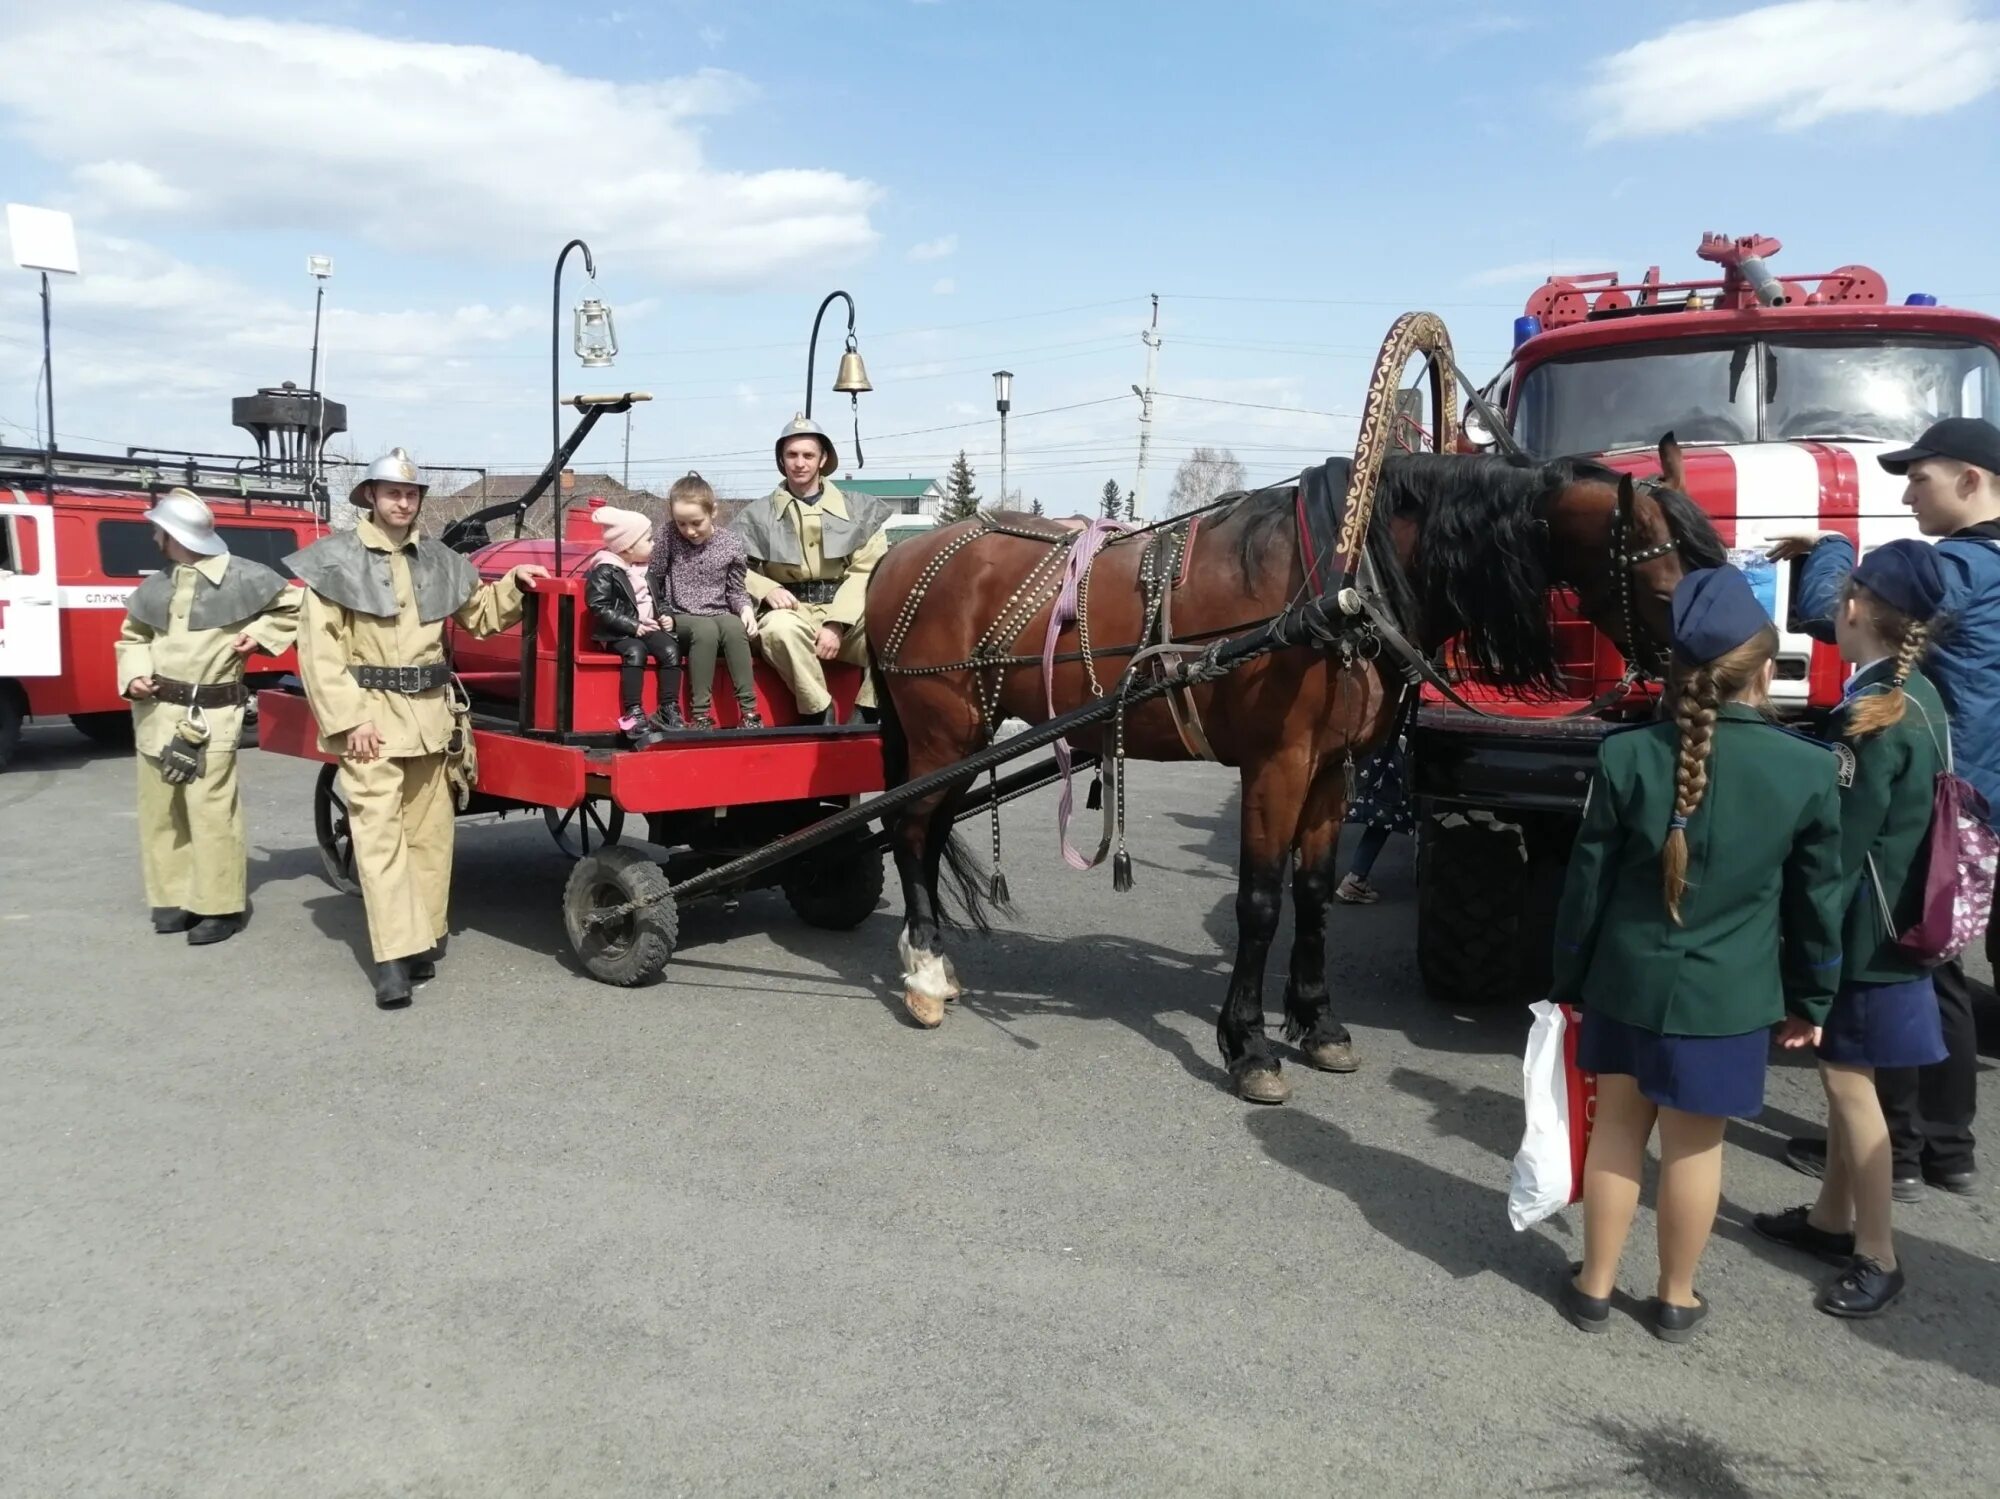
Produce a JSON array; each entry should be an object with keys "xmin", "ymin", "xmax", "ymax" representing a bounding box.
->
[
  {"xmin": 1671, "ymin": 565, "xmax": 1770, "ymax": 664},
  {"xmin": 1904, "ymin": 293, "xmax": 1938, "ymax": 307},
  {"xmin": 1854, "ymin": 538, "xmax": 1947, "ymax": 621}
]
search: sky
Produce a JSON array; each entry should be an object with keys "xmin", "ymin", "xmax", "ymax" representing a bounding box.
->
[{"xmin": 4, "ymin": 0, "xmax": 2000, "ymax": 513}]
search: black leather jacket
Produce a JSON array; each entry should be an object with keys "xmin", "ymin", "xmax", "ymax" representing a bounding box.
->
[{"xmin": 585, "ymin": 562, "xmax": 647, "ymax": 642}]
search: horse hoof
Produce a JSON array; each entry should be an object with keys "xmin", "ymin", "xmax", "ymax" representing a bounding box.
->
[
  {"xmin": 904, "ymin": 988, "xmax": 946, "ymax": 1029},
  {"xmin": 1302, "ymin": 1038, "xmax": 1360, "ymax": 1073},
  {"xmin": 1234, "ymin": 1066, "xmax": 1290, "ymax": 1105}
]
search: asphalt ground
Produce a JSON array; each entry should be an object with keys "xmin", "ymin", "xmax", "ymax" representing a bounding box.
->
[{"xmin": 2, "ymin": 722, "xmax": 1996, "ymax": 1499}]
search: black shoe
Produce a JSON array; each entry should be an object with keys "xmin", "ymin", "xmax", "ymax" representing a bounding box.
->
[
  {"xmin": 151, "ymin": 906, "xmax": 196, "ymax": 934},
  {"xmin": 1752, "ymin": 1205, "xmax": 1856, "ymax": 1264},
  {"xmin": 1817, "ymin": 1255, "xmax": 1906, "ymax": 1318},
  {"xmin": 649, "ymin": 705, "xmax": 684, "ymax": 732},
  {"xmin": 1560, "ymin": 1264, "xmax": 1611, "ymax": 1335},
  {"xmin": 1924, "ymin": 1164, "xmax": 1978, "ymax": 1195},
  {"xmin": 1648, "ymin": 1293, "xmax": 1709, "ymax": 1343},
  {"xmin": 1893, "ymin": 1174, "xmax": 1926, "ymax": 1204},
  {"xmin": 805, "ymin": 705, "xmax": 836, "ymax": 727},
  {"xmin": 1783, "ymin": 1136, "xmax": 1828, "ymax": 1180},
  {"xmin": 374, "ymin": 959, "xmax": 413, "ymax": 1010},
  {"xmin": 409, "ymin": 936, "xmax": 447, "ymax": 984},
  {"xmin": 186, "ymin": 914, "xmax": 243, "ymax": 946}
]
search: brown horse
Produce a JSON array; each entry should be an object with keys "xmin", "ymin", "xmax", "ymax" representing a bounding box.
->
[{"xmin": 863, "ymin": 439, "xmax": 1721, "ymax": 1102}]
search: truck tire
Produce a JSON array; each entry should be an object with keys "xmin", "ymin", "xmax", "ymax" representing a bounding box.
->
[
  {"xmin": 781, "ymin": 837, "xmax": 886, "ymax": 930},
  {"xmin": 1417, "ymin": 811, "xmax": 1536, "ymax": 1007},
  {"xmin": 69, "ymin": 711, "xmax": 136, "ymax": 749},
  {"xmin": 0, "ymin": 682, "xmax": 24, "ymax": 771}
]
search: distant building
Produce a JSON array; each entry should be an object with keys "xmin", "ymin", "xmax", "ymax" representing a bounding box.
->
[{"xmin": 842, "ymin": 476, "xmax": 944, "ymax": 518}]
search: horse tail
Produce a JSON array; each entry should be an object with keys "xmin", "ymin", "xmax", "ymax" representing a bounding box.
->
[{"xmin": 867, "ymin": 645, "xmax": 996, "ymax": 935}]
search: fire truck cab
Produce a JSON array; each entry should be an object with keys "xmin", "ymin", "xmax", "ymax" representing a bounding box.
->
[
  {"xmin": 0, "ymin": 385, "xmax": 341, "ymax": 770},
  {"xmin": 1412, "ymin": 234, "xmax": 2000, "ymax": 1005}
]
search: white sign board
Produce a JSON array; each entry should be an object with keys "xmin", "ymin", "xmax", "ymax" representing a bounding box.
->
[{"xmin": 6, "ymin": 204, "xmax": 80, "ymax": 276}]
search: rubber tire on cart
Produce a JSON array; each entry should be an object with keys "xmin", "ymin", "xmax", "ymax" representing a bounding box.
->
[
  {"xmin": 1417, "ymin": 811, "xmax": 1534, "ymax": 1007},
  {"xmin": 781, "ymin": 836, "xmax": 887, "ymax": 930},
  {"xmin": 0, "ymin": 681, "xmax": 24, "ymax": 771},
  {"xmin": 565, "ymin": 845, "xmax": 678, "ymax": 986},
  {"xmin": 69, "ymin": 711, "xmax": 136, "ymax": 749},
  {"xmin": 544, "ymin": 797, "xmax": 627, "ymax": 859},
  {"xmin": 313, "ymin": 761, "xmax": 363, "ymax": 896}
]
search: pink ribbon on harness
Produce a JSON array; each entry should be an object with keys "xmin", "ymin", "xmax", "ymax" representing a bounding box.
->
[{"xmin": 1041, "ymin": 517, "xmax": 1130, "ymax": 869}]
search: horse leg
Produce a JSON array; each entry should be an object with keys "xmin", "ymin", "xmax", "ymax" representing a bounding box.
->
[
  {"xmin": 890, "ymin": 790, "xmax": 954, "ymax": 1028},
  {"xmin": 917, "ymin": 783, "xmax": 978, "ymax": 1003},
  {"xmin": 1217, "ymin": 750, "xmax": 1312, "ymax": 1105},
  {"xmin": 1284, "ymin": 763, "xmax": 1360, "ymax": 1073}
]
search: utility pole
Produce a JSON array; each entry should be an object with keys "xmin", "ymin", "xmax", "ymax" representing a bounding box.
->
[
  {"xmin": 1131, "ymin": 293, "xmax": 1160, "ymax": 522},
  {"xmin": 622, "ymin": 407, "xmax": 631, "ymax": 489}
]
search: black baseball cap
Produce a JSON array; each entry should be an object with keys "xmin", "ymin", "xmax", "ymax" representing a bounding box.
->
[{"xmin": 1878, "ymin": 416, "xmax": 2000, "ymax": 475}]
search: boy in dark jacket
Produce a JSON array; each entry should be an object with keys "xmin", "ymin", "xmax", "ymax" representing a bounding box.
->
[{"xmin": 585, "ymin": 505, "xmax": 683, "ymax": 747}]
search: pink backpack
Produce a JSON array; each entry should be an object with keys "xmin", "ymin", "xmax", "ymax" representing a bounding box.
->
[{"xmin": 1868, "ymin": 698, "xmax": 1999, "ymax": 966}]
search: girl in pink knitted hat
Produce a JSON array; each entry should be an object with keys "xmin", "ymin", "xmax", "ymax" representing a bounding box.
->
[{"xmin": 585, "ymin": 503, "xmax": 683, "ymax": 747}]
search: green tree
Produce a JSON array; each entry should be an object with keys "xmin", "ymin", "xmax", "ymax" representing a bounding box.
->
[
  {"xmin": 1099, "ymin": 478, "xmax": 1125, "ymax": 520},
  {"xmin": 940, "ymin": 450, "xmax": 980, "ymax": 522},
  {"xmin": 1029, "ymin": 498, "xmax": 1045, "ymax": 516}
]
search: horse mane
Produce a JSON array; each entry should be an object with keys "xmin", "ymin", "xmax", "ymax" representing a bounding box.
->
[{"xmin": 1377, "ymin": 453, "xmax": 1565, "ymax": 692}]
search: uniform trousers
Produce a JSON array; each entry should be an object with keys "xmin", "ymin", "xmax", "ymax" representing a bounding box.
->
[
  {"xmin": 136, "ymin": 751, "xmax": 246, "ymax": 916},
  {"xmin": 342, "ymin": 751, "xmax": 453, "ymax": 963},
  {"xmin": 677, "ymin": 614, "xmax": 758, "ymax": 712},
  {"xmin": 756, "ymin": 603, "xmax": 874, "ymax": 714}
]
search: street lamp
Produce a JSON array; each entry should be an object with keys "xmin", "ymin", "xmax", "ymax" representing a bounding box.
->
[
  {"xmin": 806, "ymin": 289, "xmax": 872, "ymax": 468},
  {"xmin": 7, "ymin": 203, "xmax": 79, "ymax": 464},
  {"xmin": 552, "ymin": 237, "xmax": 599, "ymax": 462},
  {"xmin": 993, "ymin": 370, "xmax": 1013, "ymax": 511},
  {"xmin": 306, "ymin": 254, "xmax": 333, "ymax": 499}
]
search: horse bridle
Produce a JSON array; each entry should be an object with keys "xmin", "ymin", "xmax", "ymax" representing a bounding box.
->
[{"xmin": 1607, "ymin": 478, "xmax": 1682, "ymax": 680}]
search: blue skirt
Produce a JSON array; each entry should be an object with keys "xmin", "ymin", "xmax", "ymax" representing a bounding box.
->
[
  {"xmin": 1817, "ymin": 976, "xmax": 1947, "ymax": 1069},
  {"xmin": 1577, "ymin": 1012, "xmax": 1770, "ymax": 1119}
]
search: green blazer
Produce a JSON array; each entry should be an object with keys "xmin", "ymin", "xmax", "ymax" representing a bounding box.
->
[
  {"xmin": 1828, "ymin": 663, "xmax": 1948, "ymax": 987},
  {"xmin": 1550, "ymin": 705, "xmax": 1845, "ymax": 1034}
]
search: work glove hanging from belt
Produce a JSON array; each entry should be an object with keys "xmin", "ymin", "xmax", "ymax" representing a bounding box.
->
[
  {"xmin": 158, "ymin": 705, "xmax": 211, "ymax": 785},
  {"xmin": 443, "ymin": 677, "xmax": 478, "ymax": 811}
]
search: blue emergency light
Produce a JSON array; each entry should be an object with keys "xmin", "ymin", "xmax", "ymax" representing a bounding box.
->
[
  {"xmin": 1905, "ymin": 293, "xmax": 1938, "ymax": 306},
  {"xmin": 1513, "ymin": 316, "xmax": 1542, "ymax": 348}
]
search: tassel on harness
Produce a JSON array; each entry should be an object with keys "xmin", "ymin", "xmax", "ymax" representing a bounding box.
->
[
  {"xmin": 1112, "ymin": 847, "xmax": 1134, "ymax": 893},
  {"xmin": 1085, "ymin": 775, "xmax": 1102, "ymax": 811}
]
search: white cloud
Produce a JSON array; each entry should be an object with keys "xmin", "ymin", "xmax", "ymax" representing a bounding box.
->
[
  {"xmin": 931, "ymin": 277, "xmax": 956, "ymax": 296},
  {"xmin": 1585, "ymin": 0, "xmax": 2000, "ymax": 141},
  {"xmin": 699, "ymin": 24, "xmax": 726, "ymax": 49},
  {"xmin": 0, "ymin": 0, "xmax": 881, "ymax": 287},
  {"xmin": 908, "ymin": 234, "xmax": 958, "ymax": 262}
]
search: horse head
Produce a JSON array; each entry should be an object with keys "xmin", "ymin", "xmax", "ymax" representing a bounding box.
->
[{"xmin": 1539, "ymin": 433, "xmax": 1726, "ymax": 676}]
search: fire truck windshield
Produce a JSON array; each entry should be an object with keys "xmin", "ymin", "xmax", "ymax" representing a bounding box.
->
[{"xmin": 1513, "ymin": 335, "xmax": 2000, "ymax": 454}]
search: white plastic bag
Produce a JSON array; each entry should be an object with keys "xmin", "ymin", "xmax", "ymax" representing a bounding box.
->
[{"xmin": 1507, "ymin": 1001, "xmax": 1594, "ymax": 1231}]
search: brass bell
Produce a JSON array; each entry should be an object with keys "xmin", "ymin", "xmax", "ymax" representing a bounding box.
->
[{"xmin": 833, "ymin": 340, "xmax": 872, "ymax": 394}]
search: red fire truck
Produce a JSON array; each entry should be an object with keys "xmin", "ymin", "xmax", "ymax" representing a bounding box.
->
[
  {"xmin": 0, "ymin": 385, "xmax": 339, "ymax": 770},
  {"xmin": 1413, "ymin": 233, "xmax": 2000, "ymax": 1004}
]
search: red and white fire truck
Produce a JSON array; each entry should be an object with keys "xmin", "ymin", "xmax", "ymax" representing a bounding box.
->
[
  {"xmin": 1414, "ymin": 233, "xmax": 2000, "ymax": 1004},
  {"xmin": 0, "ymin": 386, "xmax": 338, "ymax": 770}
]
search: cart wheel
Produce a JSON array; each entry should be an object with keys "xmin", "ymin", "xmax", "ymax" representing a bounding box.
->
[
  {"xmin": 313, "ymin": 762, "xmax": 363, "ymax": 896},
  {"xmin": 564, "ymin": 845, "xmax": 677, "ymax": 986},
  {"xmin": 781, "ymin": 836, "xmax": 887, "ymax": 931},
  {"xmin": 544, "ymin": 797, "xmax": 627, "ymax": 859}
]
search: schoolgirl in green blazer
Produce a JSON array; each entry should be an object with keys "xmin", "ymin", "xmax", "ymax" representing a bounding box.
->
[
  {"xmin": 1755, "ymin": 539, "xmax": 1951, "ymax": 1320},
  {"xmin": 1553, "ymin": 565, "xmax": 1845, "ymax": 1343}
]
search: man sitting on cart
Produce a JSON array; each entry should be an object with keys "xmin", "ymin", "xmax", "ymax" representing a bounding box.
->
[{"xmin": 732, "ymin": 414, "xmax": 893, "ymax": 725}]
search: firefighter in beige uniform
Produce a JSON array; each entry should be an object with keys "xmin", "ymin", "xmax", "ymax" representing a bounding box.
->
[
  {"xmin": 733, "ymin": 414, "xmax": 893, "ymax": 723},
  {"xmin": 288, "ymin": 450, "xmax": 547, "ymax": 1010},
  {"xmin": 115, "ymin": 490, "xmax": 300, "ymax": 944}
]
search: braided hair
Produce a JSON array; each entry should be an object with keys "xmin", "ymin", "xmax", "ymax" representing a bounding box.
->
[
  {"xmin": 1843, "ymin": 580, "xmax": 1934, "ymax": 740},
  {"xmin": 1660, "ymin": 625, "xmax": 1779, "ymax": 925}
]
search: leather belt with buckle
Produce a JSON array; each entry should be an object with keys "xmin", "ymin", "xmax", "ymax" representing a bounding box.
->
[
  {"xmin": 791, "ymin": 580, "xmax": 841, "ymax": 605},
  {"xmin": 150, "ymin": 677, "xmax": 248, "ymax": 708},
  {"xmin": 350, "ymin": 663, "xmax": 452, "ymax": 694}
]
